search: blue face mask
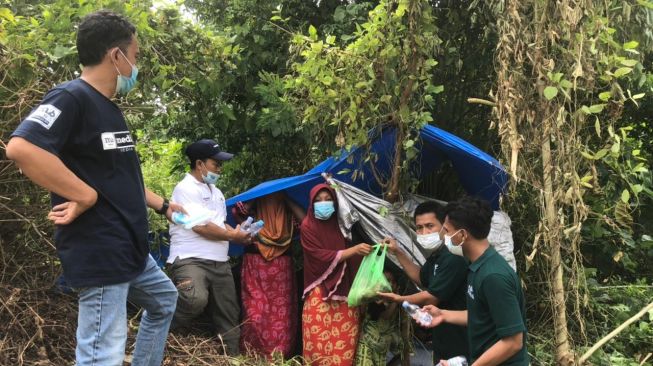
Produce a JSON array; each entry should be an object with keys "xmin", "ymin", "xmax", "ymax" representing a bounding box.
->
[
  {"xmin": 200, "ymin": 162, "xmax": 220, "ymax": 185},
  {"xmin": 113, "ymin": 49, "xmax": 138, "ymax": 95},
  {"xmin": 314, "ymin": 201, "xmax": 335, "ymax": 220},
  {"xmin": 202, "ymin": 171, "xmax": 219, "ymax": 185}
]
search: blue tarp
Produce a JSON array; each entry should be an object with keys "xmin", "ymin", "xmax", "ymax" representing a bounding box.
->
[{"xmin": 225, "ymin": 125, "xmax": 508, "ymax": 256}]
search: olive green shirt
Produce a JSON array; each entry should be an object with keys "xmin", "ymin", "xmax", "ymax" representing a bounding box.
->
[
  {"xmin": 467, "ymin": 246, "xmax": 528, "ymax": 365},
  {"xmin": 420, "ymin": 247, "xmax": 469, "ymax": 360}
]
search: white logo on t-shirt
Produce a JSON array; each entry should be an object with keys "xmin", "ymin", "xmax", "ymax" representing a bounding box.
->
[
  {"xmin": 101, "ymin": 131, "xmax": 134, "ymax": 151},
  {"xmin": 467, "ymin": 284, "xmax": 475, "ymax": 300},
  {"xmin": 25, "ymin": 104, "xmax": 62, "ymax": 130},
  {"xmin": 433, "ymin": 264, "xmax": 439, "ymax": 277}
]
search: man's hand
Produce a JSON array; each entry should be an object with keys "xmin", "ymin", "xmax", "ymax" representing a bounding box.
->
[
  {"xmin": 381, "ymin": 237, "xmax": 400, "ymax": 254},
  {"xmin": 230, "ymin": 225, "xmax": 252, "ymax": 244},
  {"xmin": 165, "ymin": 202, "xmax": 187, "ymax": 222},
  {"xmin": 377, "ymin": 292, "xmax": 403, "ymax": 303},
  {"xmin": 48, "ymin": 196, "xmax": 96, "ymax": 225},
  {"xmin": 420, "ymin": 305, "xmax": 446, "ymax": 328}
]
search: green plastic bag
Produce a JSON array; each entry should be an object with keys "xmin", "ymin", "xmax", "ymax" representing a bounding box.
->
[{"xmin": 348, "ymin": 244, "xmax": 392, "ymax": 307}]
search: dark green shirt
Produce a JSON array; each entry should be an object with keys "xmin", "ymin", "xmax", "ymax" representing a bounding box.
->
[
  {"xmin": 420, "ymin": 247, "xmax": 469, "ymax": 360},
  {"xmin": 467, "ymin": 246, "xmax": 528, "ymax": 365}
]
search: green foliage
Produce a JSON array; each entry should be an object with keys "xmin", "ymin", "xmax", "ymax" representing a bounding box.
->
[
  {"xmin": 135, "ymin": 132, "xmax": 186, "ymax": 232},
  {"xmin": 275, "ymin": 0, "xmax": 441, "ymax": 192},
  {"xmin": 584, "ymin": 280, "xmax": 653, "ymax": 365},
  {"xmin": 2, "ymin": 0, "xmax": 653, "ymax": 364}
]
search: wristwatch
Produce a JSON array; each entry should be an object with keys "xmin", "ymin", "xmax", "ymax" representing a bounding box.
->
[{"xmin": 156, "ymin": 198, "xmax": 169, "ymax": 215}]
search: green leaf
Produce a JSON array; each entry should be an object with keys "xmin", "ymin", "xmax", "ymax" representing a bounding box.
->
[
  {"xmin": 621, "ymin": 189, "xmax": 630, "ymax": 203},
  {"xmin": 395, "ymin": 3, "xmax": 407, "ymax": 17},
  {"xmin": 543, "ymin": 86, "xmax": 558, "ymax": 100},
  {"xmin": 326, "ymin": 35, "xmax": 336, "ymax": 45},
  {"xmin": 0, "ymin": 7, "xmax": 14, "ymax": 23},
  {"xmin": 221, "ymin": 105, "xmax": 236, "ymax": 120},
  {"xmin": 620, "ymin": 59, "xmax": 638, "ymax": 67},
  {"xmin": 598, "ymin": 91, "xmax": 612, "ymax": 101},
  {"xmin": 559, "ymin": 79, "xmax": 573, "ymax": 89},
  {"xmin": 270, "ymin": 15, "xmax": 282, "ymax": 21},
  {"xmin": 594, "ymin": 118, "xmax": 601, "ymax": 137},
  {"xmin": 429, "ymin": 85, "xmax": 444, "ymax": 94},
  {"xmin": 580, "ymin": 151, "xmax": 596, "ymax": 160},
  {"xmin": 631, "ymin": 93, "xmax": 645, "ymax": 100},
  {"xmin": 378, "ymin": 206, "xmax": 389, "ymax": 218},
  {"xmin": 614, "ymin": 67, "xmax": 633, "ymax": 77},
  {"xmin": 623, "ymin": 41, "xmax": 639, "ymax": 50},
  {"xmin": 594, "ymin": 149, "xmax": 608, "ymax": 159},
  {"xmin": 425, "ymin": 59, "xmax": 438, "ymax": 68},
  {"xmin": 551, "ymin": 72, "xmax": 564, "ymax": 83},
  {"xmin": 308, "ymin": 25, "xmax": 318, "ymax": 41},
  {"xmin": 588, "ymin": 104, "xmax": 605, "ymax": 113}
]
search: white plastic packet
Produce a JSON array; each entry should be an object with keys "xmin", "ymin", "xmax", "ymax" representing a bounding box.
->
[{"xmin": 172, "ymin": 203, "xmax": 215, "ymax": 229}]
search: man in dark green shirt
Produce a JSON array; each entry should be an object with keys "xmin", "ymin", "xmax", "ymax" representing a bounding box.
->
[
  {"xmin": 379, "ymin": 201, "xmax": 469, "ymax": 361},
  {"xmin": 421, "ymin": 197, "xmax": 528, "ymax": 365}
]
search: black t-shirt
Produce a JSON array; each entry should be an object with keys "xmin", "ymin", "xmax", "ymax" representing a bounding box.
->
[
  {"xmin": 11, "ymin": 79, "xmax": 149, "ymax": 288},
  {"xmin": 420, "ymin": 248, "xmax": 470, "ymax": 360}
]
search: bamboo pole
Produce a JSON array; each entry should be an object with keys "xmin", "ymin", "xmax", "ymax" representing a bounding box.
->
[
  {"xmin": 579, "ymin": 301, "xmax": 653, "ymax": 364},
  {"xmin": 541, "ymin": 132, "xmax": 574, "ymax": 365}
]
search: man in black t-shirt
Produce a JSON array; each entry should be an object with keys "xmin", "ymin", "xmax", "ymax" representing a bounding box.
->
[
  {"xmin": 7, "ymin": 11, "xmax": 182, "ymax": 366},
  {"xmin": 378, "ymin": 201, "xmax": 469, "ymax": 362}
]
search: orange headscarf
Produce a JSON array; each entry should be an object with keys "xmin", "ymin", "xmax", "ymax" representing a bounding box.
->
[{"xmin": 254, "ymin": 192, "xmax": 294, "ymax": 260}]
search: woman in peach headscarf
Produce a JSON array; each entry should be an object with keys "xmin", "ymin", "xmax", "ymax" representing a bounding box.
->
[
  {"xmin": 301, "ymin": 183, "xmax": 372, "ymax": 366},
  {"xmin": 236, "ymin": 192, "xmax": 301, "ymax": 357}
]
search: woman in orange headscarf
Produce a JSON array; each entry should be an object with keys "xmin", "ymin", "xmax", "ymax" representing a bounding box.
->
[
  {"xmin": 301, "ymin": 183, "xmax": 372, "ymax": 366},
  {"xmin": 237, "ymin": 192, "xmax": 301, "ymax": 357}
]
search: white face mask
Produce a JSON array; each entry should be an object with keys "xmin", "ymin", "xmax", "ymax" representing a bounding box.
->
[
  {"xmin": 416, "ymin": 232, "xmax": 443, "ymax": 254},
  {"xmin": 444, "ymin": 229, "xmax": 464, "ymax": 257}
]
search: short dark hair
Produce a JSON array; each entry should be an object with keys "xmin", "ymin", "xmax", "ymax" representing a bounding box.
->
[
  {"xmin": 77, "ymin": 10, "xmax": 136, "ymax": 66},
  {"xmin": 444, "ymin": 197, "xmax": 493, "ymax": 239},
  {"xmin": 189, "ymin": 158, "xmax": 211, "ymax": 170},
  {"xmin": 414, "ymin": 201, "xmax": 445, "ymax": 223}
]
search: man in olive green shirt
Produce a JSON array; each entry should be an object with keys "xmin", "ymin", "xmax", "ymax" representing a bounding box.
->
[
  {"xmin": 421, "ymin": 197, "xmax": 528, "ymax": 366},
  {"xmin": 379, "ymin": 201, "xmax": 469, "ymax": 361}
]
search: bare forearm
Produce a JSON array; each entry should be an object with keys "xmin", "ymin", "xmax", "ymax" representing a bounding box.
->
[
  {"xmin": 472, "ymin": 333, "xmax": 523, "ymax": 366},
  {"xmin": 402, "ymin": 291, "xmax": 439, "ymax": 306},
  {"xmin": 7, "ymin": 138, "xmax": 96, "ymax": 206},
  {"xmin": 145, "ymin": 188, "xmax": 164, "ymax": 211},
  {"xmin": 192, "ymin": 222, "xmax": 234, "ymax": 241},
  {"xmin": 339, "ymin": 247, "xmax": 354, "ymax": 262},
  {"xmin": 442, "ymin": 310, "xmax": 468, "ymax": 326},
  {"xmin": 286, "ymin": 198, "xmax": 306, "ymax": 222},
  {"xmin": 395, "ymin": 249, "xmax": 422, "ymax": 285}
]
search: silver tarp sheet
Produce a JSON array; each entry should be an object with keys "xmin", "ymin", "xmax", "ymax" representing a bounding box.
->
[{"xmin": 328, "ymin": 177, "xmax": 517, "ymax": 271}]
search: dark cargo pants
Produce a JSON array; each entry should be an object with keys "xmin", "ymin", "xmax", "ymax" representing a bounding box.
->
[{"xmin": 168, "ymin": 257, "xmax": 240, "ymax": 355}]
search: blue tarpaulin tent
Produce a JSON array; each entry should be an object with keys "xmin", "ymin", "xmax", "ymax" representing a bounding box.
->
[{"xmin": 225, "ymin": 125, "xmax": 508, "ymax": 256}]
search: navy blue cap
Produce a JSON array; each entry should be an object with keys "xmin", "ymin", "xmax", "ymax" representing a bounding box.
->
[{"xmin": 185, "ymin": 139, "xmax": 234, "ymax": 162}]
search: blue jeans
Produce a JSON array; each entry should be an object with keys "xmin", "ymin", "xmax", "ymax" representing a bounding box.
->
[{"xmin": 75, "ymin": 255, "xmax": 178, "ymax": 366}]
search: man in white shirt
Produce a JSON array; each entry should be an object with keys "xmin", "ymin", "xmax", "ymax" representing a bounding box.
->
[{"xmin": 167, "ymin": 139, "xmax": 250, "ymax": 355}]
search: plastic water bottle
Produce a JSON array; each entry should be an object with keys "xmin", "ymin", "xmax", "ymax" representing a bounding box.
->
[
  {"xmin": 240, "ymin": 217, "xmax": 264, "ymax": 235},
  {"xmin": 172, "ymin": 212, "xmax": 190, "ymax": 226},
  {"xmin": 246, "ymin": 220, "xmax": 264, "ymax": 235},
  {"xmin": 241, "ymin": 216, "xmax": 254, "ymax": 230},
  {"xmin": 439, "ymin": 356, "xmax": 468, "ymax": 366},
  {"xmin": 401, "ymin": 301, "xmax": 433, "ymax": 325}
]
